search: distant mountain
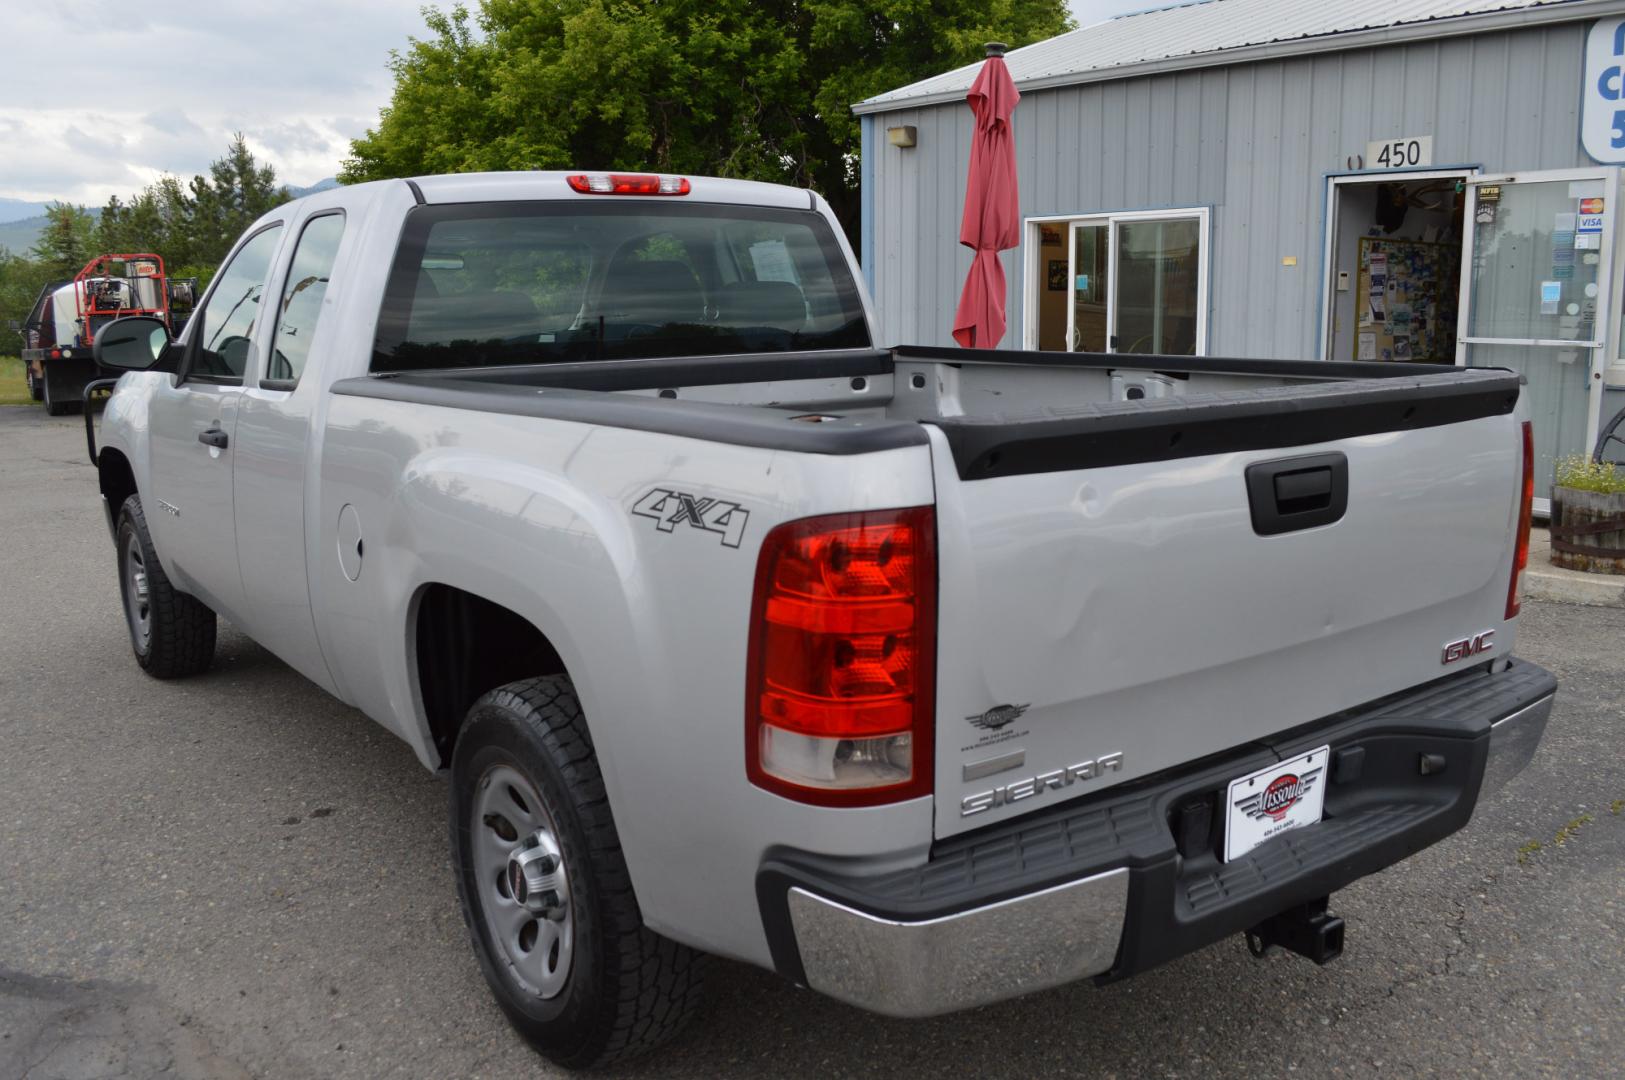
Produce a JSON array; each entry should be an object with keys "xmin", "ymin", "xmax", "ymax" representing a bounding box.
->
[
  {"xmin": 0, "ymin": 175, "xmax": 339, "ymax": 255},
  {"xmin": 286, "ymin": 177, "xmax": 340, "ymax": 199},
  {"xmin": 0, "ymin": 197, "xmax": 52, "ymax": 224},
  {"xmin": 0, "ymin": 208, "xmax": 102, "ymax": 257},
  {"xmin": 0, "ymin": 217, "xmax": 43, "ymax": 255}
]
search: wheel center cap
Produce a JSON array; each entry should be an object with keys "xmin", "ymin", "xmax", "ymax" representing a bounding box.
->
[{"xmin": 507, "ymin": 830, "xmax": 568, "ymax": 920}]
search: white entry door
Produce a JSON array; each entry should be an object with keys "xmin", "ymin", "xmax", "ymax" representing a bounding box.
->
[{"xmin": 1457, "ymin": 169, "xmax": 1617, "ymax": 508}]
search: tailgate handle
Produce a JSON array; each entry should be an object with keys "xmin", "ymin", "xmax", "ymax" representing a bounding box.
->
[{"xmin": 1245, "ymin": 452, "xmax": 1348, "ymax": 536}]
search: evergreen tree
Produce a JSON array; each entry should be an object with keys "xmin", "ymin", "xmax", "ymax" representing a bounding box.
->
[
  {"xmin": 92, "ymin": 135, "xmax": 293, "ymax": 275},
  {"xmin": 29, "ymin": 203, "xmax": 96, "ymax": 279}
]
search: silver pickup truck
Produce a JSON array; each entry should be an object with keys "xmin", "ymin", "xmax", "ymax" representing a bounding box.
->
[{"xmin": 87, "ymin": 172, "xmax": 1556, "ymax": 1068}]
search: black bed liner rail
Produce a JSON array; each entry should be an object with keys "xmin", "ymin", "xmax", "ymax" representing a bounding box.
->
[{"xmin": 331, "ymin": 346, "xmax": 1521, "ymax": 477}]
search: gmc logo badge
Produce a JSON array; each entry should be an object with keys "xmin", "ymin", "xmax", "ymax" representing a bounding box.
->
[{"xmin": 1442, "ymin": 629, "xmax": 1495, "ymax": 665}]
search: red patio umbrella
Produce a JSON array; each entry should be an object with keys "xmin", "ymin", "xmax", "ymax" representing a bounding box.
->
[{"xmin": 951, "ymin": 43, "xmax": 1021, "ymax": 350}]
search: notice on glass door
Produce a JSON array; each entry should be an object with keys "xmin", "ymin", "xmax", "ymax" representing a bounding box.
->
[{"xmin": 1540, "ymin": 280, "xmax": 1562, "ymax": 315}]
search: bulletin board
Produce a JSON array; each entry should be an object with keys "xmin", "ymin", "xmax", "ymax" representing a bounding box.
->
[{"xmin": 1354, "ymin": 237, "xmax": 1461, "ymax": 363}]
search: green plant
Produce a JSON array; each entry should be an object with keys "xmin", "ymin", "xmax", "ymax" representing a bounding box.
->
[
  {"xmin": 1553, "ymin": 813, "xmax": 1594, "ymax": 847},
  {"xmin": 341, "ymin": 0, "xmax": 1076, "ymax": 242},
  {"xmin": 0, "ymin": 356, "xmax": 29, "ymax": 406},
  {"xmin": 1553, "ymin": 455, "xmax": 1625, "ymax": 495}
]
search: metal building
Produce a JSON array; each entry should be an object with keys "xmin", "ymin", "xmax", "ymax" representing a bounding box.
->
[{"xmin": 856, "ymin": 0, "xmax": 1625, "ymax": 503}]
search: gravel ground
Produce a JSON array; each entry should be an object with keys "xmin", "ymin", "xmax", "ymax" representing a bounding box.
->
[{"xmin": 1, "ymin": 405, "xmax": 1621, "ymax": 1079}]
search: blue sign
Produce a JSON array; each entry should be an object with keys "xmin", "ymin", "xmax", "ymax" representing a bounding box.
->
[{"xmin": 1583, "ymin": 17, "xmax": 1625, "ymax": 162}]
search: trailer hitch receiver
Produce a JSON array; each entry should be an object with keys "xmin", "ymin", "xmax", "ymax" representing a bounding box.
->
[{"xmin": 1245, "ymin": 896, "xmax": 1345, "ymax": 965}]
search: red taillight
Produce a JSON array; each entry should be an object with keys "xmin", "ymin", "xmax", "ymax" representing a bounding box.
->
[
  {"xmin": 745, "ymin": 507, "xmax": 936, "ymax": 806},
  {"xmin": 1507, "ymin": 420, "xmax": 1534, "ymax": 619},
  {"xmin": 565, "ymin": 173, "xmax": 691, "ymax": 196}
]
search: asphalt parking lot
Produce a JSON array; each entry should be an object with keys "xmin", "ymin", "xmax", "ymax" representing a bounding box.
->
[{"xmin": 1, "ymin": 404, "xmax": 1621, "ymax": 1079}]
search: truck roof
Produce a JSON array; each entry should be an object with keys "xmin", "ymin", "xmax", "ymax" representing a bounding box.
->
[{"xmin": 290, "ymin": 171, "xmax": 819, "ymax": 213}]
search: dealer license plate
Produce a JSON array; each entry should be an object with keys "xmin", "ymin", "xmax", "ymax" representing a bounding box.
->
[{"xmin": 1223, "ymin": 746, "xmax": 1330, "ymax": 862}]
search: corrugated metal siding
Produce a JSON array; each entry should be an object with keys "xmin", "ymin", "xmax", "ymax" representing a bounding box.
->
[
  {"xmin": 868, "ymin": 23, "xmax": 1594, "ymax": 360},
  {"xmin": 857, "ymin": 0, "xmax": 1590, "ymax": 111}
]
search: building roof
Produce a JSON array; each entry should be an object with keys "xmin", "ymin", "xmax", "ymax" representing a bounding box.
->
[{"xmin": 854, "ymin": 0, "xmax": 1622, "ymax": 114}]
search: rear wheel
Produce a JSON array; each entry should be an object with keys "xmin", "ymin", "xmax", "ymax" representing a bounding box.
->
[
  {"xmin": 41, "ymin": 371, "xmax": 74, "ymax": 416},
  {"xmin": 449, "ymin": 676, "xmax": 706, "ymax": 1068},
  {"xmin": 26, "ymin": 364, "xmax": 42, "ymax": 402},
  {"xmin": 116, "ymin": 495, "xmax": 216, "ymax": 677}
]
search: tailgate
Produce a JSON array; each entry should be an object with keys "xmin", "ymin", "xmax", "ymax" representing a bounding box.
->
[{"xmin": 925, "ymin": 371, "xmax": 1525, "ymax": 839}]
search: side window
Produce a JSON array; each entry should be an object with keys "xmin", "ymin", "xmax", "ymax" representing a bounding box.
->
[
  {"xmin": 267, "ymin": 214, "xmax": 345, "ymax": 387},
  {"xmin": 190, "ymin": 224, "xmax": 282, "ymax": 382}
]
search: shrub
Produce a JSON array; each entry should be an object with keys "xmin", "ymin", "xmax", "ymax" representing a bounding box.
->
[{"xmin": 1554, "ymin": 455, "xmax": 1625, "ymax": 495}]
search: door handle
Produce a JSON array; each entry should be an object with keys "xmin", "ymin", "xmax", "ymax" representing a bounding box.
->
[{"xmin": 198, "ymin": 427, "xmax": 229, "ymax": 449}]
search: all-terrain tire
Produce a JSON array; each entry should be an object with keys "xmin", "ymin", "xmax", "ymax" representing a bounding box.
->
[
  {"xmin": 449, "ymin": 676, "xmax": 707, "ymax": 1068},
  {"xmin": 116, "ymin": 495, "xmax": 217, "ymax": 678}
]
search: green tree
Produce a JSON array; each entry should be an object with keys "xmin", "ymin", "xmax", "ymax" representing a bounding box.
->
[
  {"xmin": 95, "ymin": 135, "xmax": 292, "ymax": 272},
  {"xmin": 192, "ymin": 133, "xmax": 286, "ymax": 261},
  {"xmin": 342, "ymin": 0, "xmax": 1072, "ymax": 239},
  {"xmin": 98, "ymin": 177, "xmax": 187, "ymax": 261},
  {"xmin": 29, "ymin": 203, "xmax": 97, "ymax": 279},
  {"xmin": 0, "ymin": 250, "xmax": 54, "ymax": 356}
]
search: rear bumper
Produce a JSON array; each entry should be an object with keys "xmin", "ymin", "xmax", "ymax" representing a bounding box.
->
[{"xmin": 758, "ymin": 659, "xmax": 1556, "ymax": 1018}]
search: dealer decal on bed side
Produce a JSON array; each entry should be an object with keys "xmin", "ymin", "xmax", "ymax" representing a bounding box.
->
[{"xmin": 631, "ymin": 488, "xmax": 750, "ymax": 548}]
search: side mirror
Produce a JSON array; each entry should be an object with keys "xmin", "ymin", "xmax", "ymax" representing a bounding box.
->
[{"xmin": 93, "ymin": 315, "xmax": 171, "ymax": 372}]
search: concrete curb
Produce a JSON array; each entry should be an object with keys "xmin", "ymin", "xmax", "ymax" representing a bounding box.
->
[{"xmin": 1526, "ymin": 528, "xmax": 1625, "ymax": 607}]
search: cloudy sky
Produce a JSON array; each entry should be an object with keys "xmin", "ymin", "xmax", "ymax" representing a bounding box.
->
[{"xmin": 0, "ymin": 0, "xmax": 1165, "ymax": 206}]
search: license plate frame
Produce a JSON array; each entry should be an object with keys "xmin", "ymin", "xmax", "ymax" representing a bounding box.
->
[{"xmin": 1223, "ymin": 745, "xmax": 1330, "ymax": 862}]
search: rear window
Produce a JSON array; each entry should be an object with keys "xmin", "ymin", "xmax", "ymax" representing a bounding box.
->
[{"xmin": 372, "ymin": 202, "xmax": 870, "ymax": 371}]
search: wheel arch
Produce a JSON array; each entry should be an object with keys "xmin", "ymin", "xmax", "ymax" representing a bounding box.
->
[
  {"xmin": 98, "ymin": 447, "xmax": 139, "ymax": 539},
  {"xmin": 409, "ymin": 582, "xmax": 571, "ymax": 770}
]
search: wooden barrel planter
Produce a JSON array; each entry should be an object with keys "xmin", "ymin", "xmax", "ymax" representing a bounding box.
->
[{"xmin": 1550, "ymin": 486, "xmax": 1625, "ymax": 574}]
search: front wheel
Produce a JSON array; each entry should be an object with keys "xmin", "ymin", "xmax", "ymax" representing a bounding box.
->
[
  {"xmin": 449, "ymin": 676, "xmax": 706, "ymax": 1068},
  {"xmin": 116, "ymin": 495, "xmax": 217, "ymax": 677}
]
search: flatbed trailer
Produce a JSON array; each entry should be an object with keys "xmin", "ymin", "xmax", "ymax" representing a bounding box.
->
[{"xmin": 20, "ymin": 254, "xmax": 193, "ymax": 415}]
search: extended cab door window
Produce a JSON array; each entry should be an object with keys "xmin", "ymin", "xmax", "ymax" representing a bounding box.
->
[
  {"xmin": 188, "ymin": 225, "xmax": 283, "ymax": 382},
  {"xmin": 266, "ymin": 213, "xmax": 345, "ymax": 388}
]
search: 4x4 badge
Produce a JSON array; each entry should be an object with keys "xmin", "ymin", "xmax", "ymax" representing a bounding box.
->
[
  {"xmin": 632, "ymin": 488, "xmax": 749, "ymax": 548},
  {"xmin": 968, "ymin": 703, "xmax": 1030, "ymax": 731}
]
